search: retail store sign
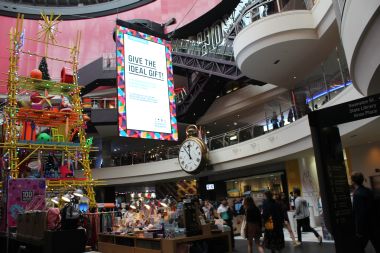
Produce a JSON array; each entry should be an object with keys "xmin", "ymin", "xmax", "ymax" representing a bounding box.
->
[
  {"xmin": 195, "ymin": 20, "xmax": 225, "ymax": 48},
  {"xmin": 21, "ymin": 190, "xmax": 34, "ymax": 202}
]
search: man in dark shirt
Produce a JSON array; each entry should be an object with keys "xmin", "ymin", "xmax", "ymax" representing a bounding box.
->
[{"xmin": 351, "ymin": 172, "xmax": 380, "ymax": 252}]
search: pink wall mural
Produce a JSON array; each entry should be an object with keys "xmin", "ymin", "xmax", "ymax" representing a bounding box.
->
[{"xmin": 0, "ymin": 0, "xmax": 221, "ymax": 93}]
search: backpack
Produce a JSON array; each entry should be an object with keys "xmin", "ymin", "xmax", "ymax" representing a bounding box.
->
[
  {"xmin": 264, "ymin": 216, "xmax": 274, "ymax": 231},
  {"xmin": 47, "ymin": 208, "xmax": 61, "ymax": 230},
  {"xmin": 61, "ymin": 203, "xmax": 80, "ymax": 230}
]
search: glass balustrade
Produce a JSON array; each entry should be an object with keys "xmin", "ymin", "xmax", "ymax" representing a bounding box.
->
[{"xmin": 91, "ymin": 79, "xmax": 351, "ymax": 168}]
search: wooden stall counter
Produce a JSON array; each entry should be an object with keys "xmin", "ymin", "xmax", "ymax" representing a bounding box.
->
[{"xmin": 98, "ymin": 231, "xmax": 231, "ymax": 253}]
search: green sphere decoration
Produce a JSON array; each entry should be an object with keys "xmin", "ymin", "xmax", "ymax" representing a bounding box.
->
[{"xmin": 37, "ymin": 133, "xmax": 52, "ymax": 142}]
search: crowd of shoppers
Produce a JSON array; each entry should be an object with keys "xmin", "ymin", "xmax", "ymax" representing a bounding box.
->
[{"xmin": 198, "ymin": 172, "xmax": 379, "ymax": 253}]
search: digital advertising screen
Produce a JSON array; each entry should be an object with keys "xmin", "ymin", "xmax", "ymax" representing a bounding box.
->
[
  {"xmin": 206, "ymin": 184, "xmax": 215, "ymax": 190},
  {"xmin": 116, "ymin": 24, "xmax": 178, "ymax": 141}
]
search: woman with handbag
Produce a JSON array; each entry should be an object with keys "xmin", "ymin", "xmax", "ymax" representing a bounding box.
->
[
  {"xmin": 262, "ymin": 191, "xmax": 285, "ymax": 253},
  {"xmin": 242, "ymin": 197, "xmax": 264, "ymax": 253}
]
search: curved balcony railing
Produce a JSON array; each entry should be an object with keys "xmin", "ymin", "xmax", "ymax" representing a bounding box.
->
[
  {"xmin": 171, "ymin": 0, "xmax": 316, "ymax": 60},
  {"xmin": 93, "ymin": 80, "xmax": 351, "ymax": 168}
]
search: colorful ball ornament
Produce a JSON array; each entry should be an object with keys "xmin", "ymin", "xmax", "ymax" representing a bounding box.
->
[
  {"xmin": 37, "ymin": 133, "xmax": 51, "ymax": 142},
  {"xmin": 83, "ymin": 114, "xmax": 90, "ymax": 122},
  {"xmin": 30, "ymin": 69, "xmax": 43, "ymax": 79}
]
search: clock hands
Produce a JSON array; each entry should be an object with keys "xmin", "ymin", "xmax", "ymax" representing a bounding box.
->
[{"xmin": 186, "ymin": 144, "xmax": 192, "ymax": 159}]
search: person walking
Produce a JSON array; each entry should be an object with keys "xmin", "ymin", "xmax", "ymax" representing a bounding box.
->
[
  {"xmin": 217, "ymin": 198, "xmax": 235, "ymax": 249},
  {"xmin": 243, "ymin": 196, "xmax": 265, "ymax": 253},
  {"xmin": 293, "ymin": 188, "xmax": 322, "ymax": 244},
  {"xmin": 262, "ymin": 191, "xmax": 285, "ymax": 253},
  {"xmin": 351, "ymin": 172, "xmax": 380, "ymax": 253},
  {"xmin": 276, "ymin": 192, "xmax": 300, "ymax": 246},
  {"xmin": 289, "ymin": 192, "xmax": 295, "ymax": 210}
]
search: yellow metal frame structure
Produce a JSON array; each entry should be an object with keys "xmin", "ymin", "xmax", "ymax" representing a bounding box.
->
[{"xmin": 0, "ymin": 14, "xmax": 99, "ymax": 207}]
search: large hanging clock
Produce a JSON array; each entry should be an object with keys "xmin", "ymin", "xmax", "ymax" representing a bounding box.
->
[{"xmin": 178, "ymin": 125, "xmax": 208, "ymax": 174}]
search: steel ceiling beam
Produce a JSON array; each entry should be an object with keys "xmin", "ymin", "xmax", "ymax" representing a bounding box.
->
[{"xmin": 172, "ymin": 51, "xmax": 244, "ymax": 80}]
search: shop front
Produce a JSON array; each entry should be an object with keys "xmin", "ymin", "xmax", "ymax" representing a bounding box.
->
[{"xmin": 226, "ymin": 172, "xmax": 287, "ymax": 208}]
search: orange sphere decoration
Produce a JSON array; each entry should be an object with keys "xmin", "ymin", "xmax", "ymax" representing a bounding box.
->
[
  {"xmin": 30, "ymin": 69, "xmax": 42, "ymax": 79},
  {"xmin": 83, "ymin": 114, "xmax": 91, "ymax": 122}
]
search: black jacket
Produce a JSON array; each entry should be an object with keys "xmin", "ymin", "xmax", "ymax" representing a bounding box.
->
[
  {"xmin": 246, "ymin": 206, "xmax": 262, "ymax": 227},
  {"xmin": 262, "ymin": 199, "xmax": 284, "ymax": 231},
  {"xmin": 352, "ymin": 186, "xmax": 376, "ymax": 236}
]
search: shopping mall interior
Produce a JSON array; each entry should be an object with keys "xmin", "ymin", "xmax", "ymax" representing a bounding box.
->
[{"xmin": 0, "ymin": 0, "xmax": 379, "ymax": 252}]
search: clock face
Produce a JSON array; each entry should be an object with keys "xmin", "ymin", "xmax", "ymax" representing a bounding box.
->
[{"xmin": 178, "ymin": 139, "xmax": 205, "ymax": 174}]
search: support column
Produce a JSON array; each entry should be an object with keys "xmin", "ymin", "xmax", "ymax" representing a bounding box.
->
[
  {"xmin": 297, "ymin": 153, "xmax": 320, "ymax": 226},
  {"xmin": 310, "ymin": 126, "xmax": 361, "ymax": 252}
]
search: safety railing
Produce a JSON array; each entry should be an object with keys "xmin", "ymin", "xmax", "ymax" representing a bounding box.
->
[
  {"xmin": 93, "ymin": 79, "xmax": 351, "ymax": 168},
  {"xmin": 171, "ymin": 0, "xmax": 316, "ymax": 60}
]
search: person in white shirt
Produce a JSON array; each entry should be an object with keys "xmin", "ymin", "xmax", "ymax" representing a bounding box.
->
[
  {"xmin": 202, "ymin": 200, "xmax": 214, "ymax": 220},
  {"xmin": 293, "ymin": 188, "xmax": 322, "ymax": 244},
  {"xmin": 217, "ymin": 198, "xmax": 235, "ymax": 249}
]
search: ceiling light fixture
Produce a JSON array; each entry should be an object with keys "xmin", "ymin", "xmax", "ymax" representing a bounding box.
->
[
  {"xmin": 51, "ymin": 197, "xmax": 59, "ymax": 204},
  {"xmin": 73, "ymin": 189, "xmax": 84, "ymax": 197},
  {"xmin": 61, "ymin": 194, "xmax": 71, "ymax": 203}
]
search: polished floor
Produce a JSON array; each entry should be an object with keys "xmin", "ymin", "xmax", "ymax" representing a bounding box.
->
[
  {"xmin": 234, "ymin": 239, "xmax": 335, "ymax": 253},
  {"xmin": 234, "ymin": 232, "xmax": 377, "ymax": 253}
]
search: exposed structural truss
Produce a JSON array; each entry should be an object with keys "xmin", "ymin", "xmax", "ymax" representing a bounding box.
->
[
  {"xmin": 176, "ymin": 72, "xmax": 211, "ymax": 118},
  {"xmin": 172, "ymin": 52, "xmax": 244, "ymax": 80}
]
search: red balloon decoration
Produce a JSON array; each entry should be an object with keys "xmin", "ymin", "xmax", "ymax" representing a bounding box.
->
[{"xmin": 30, "ymin": 69, "xmax": 43, "ymax": 79}]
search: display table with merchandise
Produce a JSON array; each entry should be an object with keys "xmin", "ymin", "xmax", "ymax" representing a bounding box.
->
[
  {"xmin": 98, "ymin": 231, "xmax": 232, "ymax": 253},
  {"xmin": 1, "ymin": 229, "xmax": 86, "ymax": 253}
]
